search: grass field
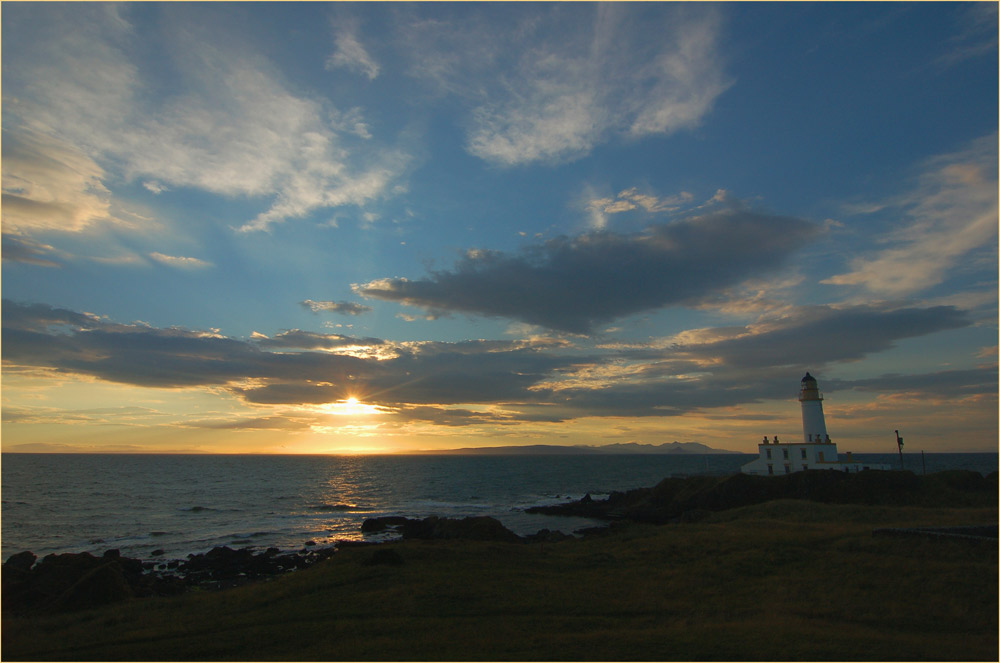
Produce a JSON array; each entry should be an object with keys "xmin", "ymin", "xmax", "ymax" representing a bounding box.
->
[{"xmin": 4, "ymin": 499, "xmax": 996, "ymax": 661}]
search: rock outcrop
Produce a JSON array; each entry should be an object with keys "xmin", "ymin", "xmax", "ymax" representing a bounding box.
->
[
  {"xmin": 527, "ymin": 469, "xmax": 998, "ymax": 524},
  {"xmin": 2, "ymin": 544, "xmax": 339, "ymax": 615},
  {"xmin": 2, "ymin": 550, "xmax": 178, "ymax": 615}
]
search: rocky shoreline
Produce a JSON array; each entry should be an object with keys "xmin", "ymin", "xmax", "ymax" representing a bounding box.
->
[
  {"xmin": 5, "ymin": 468, "xmax": 995, "ymax": 617},
  {"xmin": 1, "ymin": 514, "xmax": 586, "ymax": 616}
]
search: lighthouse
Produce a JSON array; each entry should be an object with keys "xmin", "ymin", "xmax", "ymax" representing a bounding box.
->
[
  {"xmin": 740, "ymin": 373, "xmax": 891, "ymax": 475},
  {"xmin": 799, "ymin": 372, "xmax": 828, "ymax": 444}
]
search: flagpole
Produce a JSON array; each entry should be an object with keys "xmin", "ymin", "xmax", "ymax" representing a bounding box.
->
[{"xmin": 895, "ymin": 430, "xmax": 904, "ymax": 470}]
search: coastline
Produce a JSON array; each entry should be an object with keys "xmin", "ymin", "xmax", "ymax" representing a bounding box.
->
[
  {"xmin": 4, "ymin": 452, "xmax": 995, "ymax": 564},
  {"xmin": 4, "ymin": 468, "xmax": 996, "ymax": 616},
  {"xmin": 4, "ymin": 487, "xmax": 996, "ymax": 661}
]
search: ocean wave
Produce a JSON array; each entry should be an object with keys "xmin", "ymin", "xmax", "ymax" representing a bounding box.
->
[
  {"xmin": 408, "ymin": 500, "xmax": 496, "ymax": 512},
  {"xmin": 7, "ymin": 453, "xmax": 992, "ymax": 562},
  {"xmin": 309, "ymin": 503, "xmax": 358, "ymax": 511}
]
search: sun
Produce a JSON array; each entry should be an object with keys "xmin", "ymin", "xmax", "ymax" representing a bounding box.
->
[{"xmin": 318, "ymin": 396, "xmax": 383, "ymax": 417}]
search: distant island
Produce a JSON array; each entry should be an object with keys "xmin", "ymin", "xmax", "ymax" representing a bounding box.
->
[{"xmin": 411, "ymin": 442, "xmax": 742, "ymax": 455}]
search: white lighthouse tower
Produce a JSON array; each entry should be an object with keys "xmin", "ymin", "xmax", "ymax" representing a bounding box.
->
[
  {"xmin": 799, "ymin": 372, "xmax": 828, "ymax": 444},
  {"xmin": 741, "ymin": 373, "xmax": 890, "ymax": 475}
]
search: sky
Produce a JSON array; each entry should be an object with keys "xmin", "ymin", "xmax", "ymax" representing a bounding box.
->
[{"xmin": 2, "ymin": 2, "xmax": 997, "ymax": 455}]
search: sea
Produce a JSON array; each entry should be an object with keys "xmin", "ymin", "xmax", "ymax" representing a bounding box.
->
[{"xmin": 2, "ymin": 452, "xmax": 996, "ymax": 563}]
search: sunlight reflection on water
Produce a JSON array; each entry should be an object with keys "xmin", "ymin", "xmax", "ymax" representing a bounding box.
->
[{"xmin": 2, "ymin": 452, "xmax": 993, "ymax": 561}]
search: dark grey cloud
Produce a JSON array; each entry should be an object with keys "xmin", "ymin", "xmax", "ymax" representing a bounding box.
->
[
  {"xmin": 673, "ymin": 304, "xmax": 971, "ymax": 369},
  {"xmin": 827, "ymin": 366, "xmax": 997, "ymax": 398},
  {"xmin": 2, "ymin": 299, "xmax": 370, "ymax": 388},
  {"xmin": 2, "ymin": 299, "xmax": 98, "ymax": 330},
  {"xmin": 2, "ymin": 233, "xmax": 62, "ymax": 267},
  {"xmin": 301, "ymin": 299, "xmax": 373, "ymax": 315},
  {"xmin": 3, "ymin": 299, "xmax": 983, "ymax": 425},
  {"xmin": 361, "ymin": 345, "xmax": 574, "ymax": 405},
  {"xmin": 233, "ymin": 382, "xmax": 343, "ymax": 405},
  {"xmin": 235, "ymin": 341, "xmax": 580, "ymax": 407},
  {"xmin": 1, "ymin": 300, "xmax": 581, "ymax": 407},
  {"xmin": 357, "ymin": 210, "xmax": 820, "ymax": 333},
  {"xmin": 382, "ymin": 405, "xmax": 513, "ymax": 428},
  {"xmin": 538, "ymin": 304, "xmax": 977, "ymax": 417}
]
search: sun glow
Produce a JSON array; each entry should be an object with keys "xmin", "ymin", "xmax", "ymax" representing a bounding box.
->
[{"xmin": 319, "ymin": 397, "xmax": 384, "ymax": 417}]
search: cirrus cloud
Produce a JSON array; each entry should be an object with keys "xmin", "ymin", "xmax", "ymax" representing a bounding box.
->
[
  {"xmin": 824, "ymin": 134, "xmax": 998, "ymax": 295},
  {"xmin": 400, "ymin": 4, "xmax": 731, "ymax": 166},
  {"xmin": 326, "ymin": 19, "xmax": 380, "ymax": 80},
  {"xmin": 3, "ymin": 3, "xmax": 407, "ymax": 237}
]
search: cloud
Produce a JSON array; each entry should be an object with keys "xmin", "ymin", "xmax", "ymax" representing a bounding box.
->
[
  {"xmin": 301, "ymin": 299, "xmax": 373, "ymax": 316},
  {"xmin": 936, "ymin": 3, "xmax": 998, "ymax": 68},
  {"xmin": 254, "ymin": 329, "xmax": 385, "ymax": 351},
  {"xmin": 3, "ymin": 4, "xmax": 406, "ymax": 237},
  {"xmin": 824, "ymin": 134, "xmax": 998, "ymax": 295},
  {"xmin": 401, "ymin": 4, "xmax": 730, "ymax": 166},
  {"xmin": 1, "ymin": 300, "xmax": 984, "ymax": 425},
  {"xmin": 186, "ymin": 416, "xmax": 312, "ymax": 431},
  {"xmin": 2, "ymin": 300, "xmax": 105, "ymax": 331},
  {"xmin": 1, "ymin": 233, "xmax": 62, "ymax": 267},
  {"xmin": 587, "ymin": 187, "xmax": 695, "ymax": 228},
  {"xmin": 2, "ymin": 442, "xmax": 207, "ymax": 454},
  {"xmin": 1, "ymin": 129, "xmax": 117, "ymax": 233},
  {"xmin": 2, "ymin": 404, "xmax": 168, "ymax": 426},
  {"xmin": 148, "ymin": 252, "xmax": 213, "ymax": 269},
  {"xmin": 828, "ymin": 366, "xmax": 997, "ymax": 399},
  {"xmin": 356, "ymin": 208, "xmax": 820, "ymax": 333},
  {"xmin": 382, "ymin": 405, "xmax": 498, "ymax": 427},
  {"xmin": 539, "ymin": 303, "xmax": 977, "ymax": 418},
  {"xmin": 326, "ymin": 21, "xmax": 380, "ymax": 80},
  {"xmin": 1, "ymin": 301, "xmax": 579, "ymax": 408},
  {"xmin": 668, "ymin": 303, "xmax": 971, "ymax": 370}
]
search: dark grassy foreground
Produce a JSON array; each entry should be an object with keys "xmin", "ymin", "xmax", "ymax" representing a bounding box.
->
[{"xmin": 4, "ymin": 500, "xmax": 997, "ymax": 661}]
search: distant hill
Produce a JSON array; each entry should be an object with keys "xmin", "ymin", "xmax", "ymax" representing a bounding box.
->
[{"xmin": 411, "ymin": 442, "xmax": 741, "ymax": 455}]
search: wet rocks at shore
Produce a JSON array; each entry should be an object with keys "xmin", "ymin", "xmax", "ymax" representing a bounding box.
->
[
  {"xmin": 1, "ymin": 544, "xmax": 340, "ymax": 616},
  {"xmin": 2, "ymin": 549, "xmax": 179, "ymax": 615},
  {"xmin": 178, "ymin": 544, "xmax": 337, "ymax": 584},
  {"xmin": 1, "ymin": 516, "xmax": 571, "ymax": 615}
]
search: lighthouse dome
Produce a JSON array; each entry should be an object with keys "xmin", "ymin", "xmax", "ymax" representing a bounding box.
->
[{"xmin": 801, "ymin": 372, "xmax": 816, "ymax": 383}]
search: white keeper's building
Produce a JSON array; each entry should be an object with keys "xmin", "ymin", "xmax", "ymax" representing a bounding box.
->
[{"xmin": 741, "ymin": 373, "xmax": 891, "ymax": 476}]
